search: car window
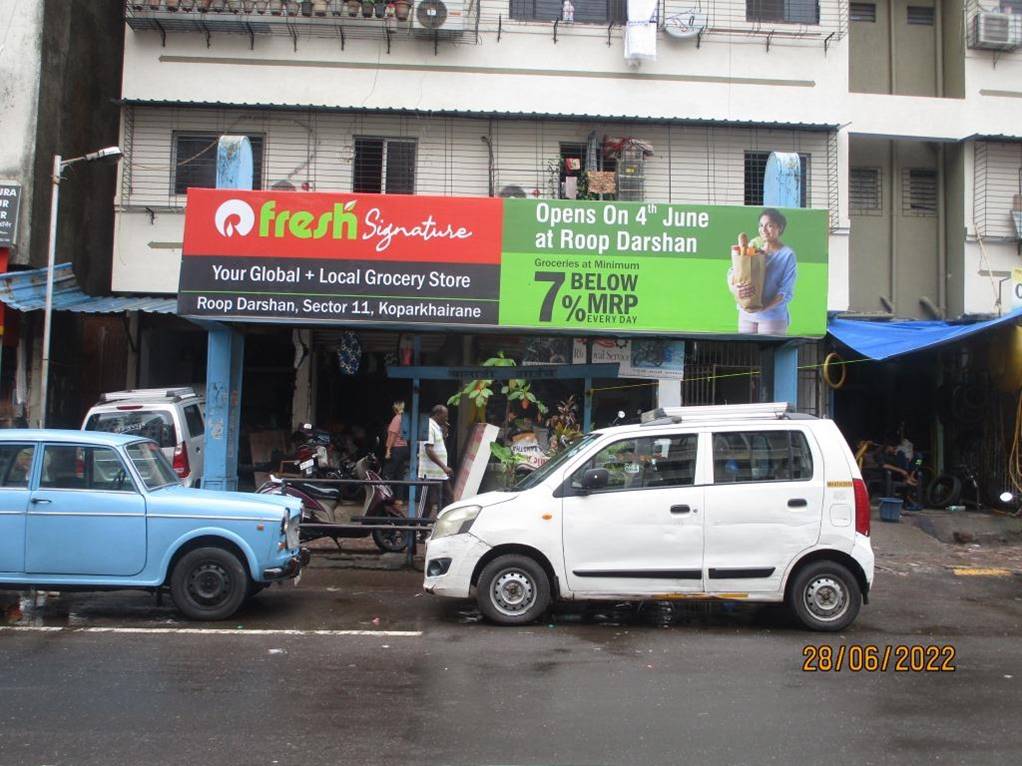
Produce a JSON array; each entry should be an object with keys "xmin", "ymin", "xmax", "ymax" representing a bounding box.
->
[
  {"xmin": 40, "ymin": 445, "xmax": 137, "ymax": 492},
  {"xmin": 126, "ymin": 441, "xmax": 180, "ymax": 490},
  {"xmin": 712, "ymin": 430, "xmax": 814, "ymax": 484},
  {"xmin": 0, "ymin": 444, "xmax": 35, "ymax": 488},
  {"xmin": 570, "ymin": 434, "xmax": 698, "ymax": 492},
  {"xmin": 183, "ymin": 404, "xmax": 204, "ymax": 438},
  {"xmin": 85, "ymin": 410, "xmax": 177, "ymax": 448}
]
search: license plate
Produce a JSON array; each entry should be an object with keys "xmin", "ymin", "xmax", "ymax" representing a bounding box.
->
[{"xmin": 299, "ymin": 458, "xmax": 315, "ymax": 471}]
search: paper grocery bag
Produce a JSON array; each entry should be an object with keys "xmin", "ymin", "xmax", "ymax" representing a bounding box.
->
[{"xmin": 731, "ymin": 247, "xmax": 766, "ymax": 311}]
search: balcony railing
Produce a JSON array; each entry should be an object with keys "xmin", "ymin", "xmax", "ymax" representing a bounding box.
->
[{"xmin": 125, "ymin": 1, "xmax": 847, "ymax": 50}]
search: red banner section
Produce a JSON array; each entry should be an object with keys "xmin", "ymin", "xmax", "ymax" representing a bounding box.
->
[{"xmin": 183, "ymin": 189, "xmax": 503, "ymax": 265}]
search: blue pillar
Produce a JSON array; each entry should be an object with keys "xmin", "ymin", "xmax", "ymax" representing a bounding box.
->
[
  {"xmin": 203, "ymin": 325, "xmax": 245, "ymax": 491},
  {"xmin": 201, "ymin": 136, "xmax": 252, "ymax": 491},
  {"xmin": 773, "ymin": 342, "xmax": 799, "ymax": 408}
]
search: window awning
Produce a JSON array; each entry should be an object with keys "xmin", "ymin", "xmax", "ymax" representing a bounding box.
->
[
  {"xmin": 827, "ymin": 308, "xmax": 1022, "ymax": 361},
  {"xmin": 0, "ymin": 264, "xmax": 177, "ymax": 314}
]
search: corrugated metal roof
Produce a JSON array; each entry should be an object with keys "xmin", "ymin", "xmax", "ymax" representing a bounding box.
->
[
  {"xmin": 964, "ymin": 134, "xmax": 1022, "ymax": 143},
  {"xmin": 0, "ymin": 264, "xmax": 177, "ymax": 314},
  {"xmin": 120, "ymin": 99, "xmax": 838, "ymax": 131}
]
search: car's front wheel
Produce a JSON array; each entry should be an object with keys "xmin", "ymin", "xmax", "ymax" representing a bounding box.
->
[
  {"xmin": 170, "ymin": 546, "xmax": 248, "ymax": 621},
  {"xmin": 476, "ymin": 554, "xmax": 551, "ymax": 626},
  {"xmin": 788, "ymin": 560, "xmax": 862, "ymax": 632}
]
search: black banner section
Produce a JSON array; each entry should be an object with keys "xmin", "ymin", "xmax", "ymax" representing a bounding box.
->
[{"xmin": 178, "ymin": 256, "xmax": 499, "ymax": 325}]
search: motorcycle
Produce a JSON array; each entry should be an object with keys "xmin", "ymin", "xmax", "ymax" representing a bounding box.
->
[{"xmin": 255, "ymin": 449, "xmax": 406, "ymax": 551}]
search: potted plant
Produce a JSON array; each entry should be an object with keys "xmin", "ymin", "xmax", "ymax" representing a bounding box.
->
[
  {"xmin": 361, "ymin": 0, "xmax": 374, "ymax": 16},
  {"xmin": 545, "ymin": 395, "xmax": 582, "ymax": 454},
  {"xmin": 374, "ymin": 0, "xmax": 387, "ymax": 18},
  {"xmin": 393, "ymin": 0, "xmax": 411, "ymax": 20},
  {"xmin": 488, "ymin": 442, "xmax": 530, "ymax": 489},
  {"xmin": 345, "ymin": 0, "xmax": 360, "ymax": 15}
]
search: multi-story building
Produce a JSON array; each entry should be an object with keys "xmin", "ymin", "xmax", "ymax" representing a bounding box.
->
[
  {"xmin": 0, "ymin": 0, "xmax": 125, "ymax": 427},
  {"xmin": 92, "ymin": 1, "xmax": 1022, "ymax": 483}
]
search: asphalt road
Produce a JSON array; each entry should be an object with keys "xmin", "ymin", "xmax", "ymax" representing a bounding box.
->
[{"xmin": 1, "ymin": 520, "xmax": 1021, "ymax": 766}]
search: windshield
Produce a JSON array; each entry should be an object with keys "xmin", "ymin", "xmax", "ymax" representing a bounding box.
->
[
  {"xmin": 86, "ymin": 410, "xmax": 176, "ymax": 448},
  {"xmin": 125, "ymin": 440, "xmax": 180, "ymax": 490},
  {"xmin": 509, "ymin": 432, "xmax": 601, "ymax": 492}
]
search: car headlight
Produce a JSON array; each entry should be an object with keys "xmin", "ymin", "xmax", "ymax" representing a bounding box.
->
[{"xmin": 432, "ymin": 505, "xmax": 481, "ymax": 539}]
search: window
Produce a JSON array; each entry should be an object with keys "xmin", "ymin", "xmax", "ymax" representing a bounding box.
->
[
  {"xmin": 746, "ymin": 0, "xmax": 820, "ymax": 25},
  {"xmin": 849, "ymin": 168, "xmax": 882, "ymax": 215},
  {"xmin": 184, "ymin": 405, "xmax": 204, "ymax": 438},
  {"xmin": 40, "ymin": 446, "xmax": 136, "ymax": 492},
  {"xmin": 906, "ymin": 6, "xmax": 934, "ymax": 25},
  {"xmin": 903, "ymin": 169, "xmax": 937, "ymax": 216},
  {"xmin": 353, "ymin": 137, "xmax": 416, "ymax": 195},
  {"xmin": 712, "ymin": 431, "xmax": 813, "ymax": 484},
  {"xmin": 571, "ymin": 434, "xmax": 698, "ymax": 492},
  {"xmin": 126, "ymin": 441, "xmax": 179, "ymax": 491},
  {"xmin": 172, "ymin": 133, "xmax": 264, "ymax": 196},
  {"xmin": 0, "ymin": 444, "xmax": 35, "ymax": 488},
  {"xmin": 85, "ymin": 410, "xmax": 177, "ymax": 448},
  {"xmin": 744, "ymin": 152, "xmax": 810, "ymax": 208},
  {"xmin": 849, "ymin": 2, "xmax": 876, "ymax": 22},
  {"xmin": 509, "ymin": 0, "xmax": 628, "ymax": 24}
]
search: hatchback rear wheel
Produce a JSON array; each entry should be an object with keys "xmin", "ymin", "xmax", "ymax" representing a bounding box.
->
[
  {"xmin": 170, "ymin": 546, "xmax": 248, "ymax": 621},
  {"xmin": 788, "ymin": 560, "xmax": 861, "ymax": 632}
]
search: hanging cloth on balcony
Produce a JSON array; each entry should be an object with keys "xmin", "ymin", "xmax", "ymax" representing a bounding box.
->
[{"xmin": 625, "ymin": 0, "xmax": 659, "ymax": 63}]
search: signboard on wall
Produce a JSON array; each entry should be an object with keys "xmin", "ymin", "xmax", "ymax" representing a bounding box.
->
[
  {"xmin": 0, "ymin": 183, "xmax": 22, "ymax": 248},
  {"xmin": 178, "ymin": 190, "xmax": 829, "ymax": 337}
]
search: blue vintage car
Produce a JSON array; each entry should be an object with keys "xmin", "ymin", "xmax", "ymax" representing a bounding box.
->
[{"xmin": 0, "ymin": 430, "xmax": 307, "ymax": 620}]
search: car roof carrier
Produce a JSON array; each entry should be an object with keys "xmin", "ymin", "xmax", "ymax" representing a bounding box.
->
[
  {"xmin": 99, "ymin": 387, "xmax": 199, "ymax": 403},
  {"xmin": 640, "ymin": 402, "xmax": 813, "ymax": 426}
]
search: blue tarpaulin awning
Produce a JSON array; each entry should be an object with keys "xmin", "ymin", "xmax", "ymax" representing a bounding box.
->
[
  {"xmin": 827, "ymin": 308, "xmax": 1022, "ymax": 361},
  {"xmin": 0, "ymin": 264, "xmax": 176, "ymax": 314}
]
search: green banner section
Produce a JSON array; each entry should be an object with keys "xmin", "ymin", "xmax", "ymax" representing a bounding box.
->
[{"xmin": 499, "ymin": 200, "xmax": 829, "ymax": 338}]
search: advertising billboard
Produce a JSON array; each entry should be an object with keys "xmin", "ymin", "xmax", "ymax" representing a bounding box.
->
[{"xmin": 178, "ymin": 190, "xmax": 828, "ymax": 337}]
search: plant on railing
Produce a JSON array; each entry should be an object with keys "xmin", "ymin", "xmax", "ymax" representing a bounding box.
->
[
  {"xmin": 447, "ymin": 352, "xmax": 548, "ymax": 425},
  {"xmin": 545, "ymin": 394, "xmax": 582, "ymax": 454}
]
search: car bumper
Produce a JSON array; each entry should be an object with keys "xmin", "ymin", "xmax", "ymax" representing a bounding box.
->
[
  {"xmin": 262, "ymin": 548, "xmax": 311, "ymax": 580},
  {"xmin": 851, "ymin": 534, "xmax": 875, "ymax": 591},
  {"xmin": 423, "ymin": 533, "xmax": 491, "ymax": 598}
]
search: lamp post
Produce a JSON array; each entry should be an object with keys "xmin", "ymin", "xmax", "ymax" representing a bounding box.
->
[{"xmin": 39, "ymin": 146, "xmax": 122, "ymax": 428}]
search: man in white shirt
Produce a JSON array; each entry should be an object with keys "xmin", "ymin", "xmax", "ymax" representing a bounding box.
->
[{"xmin": 419, "ymin": 404, "xmax": 453, "ymax": 517}]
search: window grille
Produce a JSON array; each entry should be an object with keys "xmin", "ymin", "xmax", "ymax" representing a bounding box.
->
[
  {"xmin": 172, "ymin": 133, "xmax": 264, "ymax": 195},
  {"xmin": 353, "ymin": 137, "xmax": 416, "ymax": 195},
  {"xmin": 744, "ymin": 151, "xmax": 810, "ymax": 208},
  {"xmin": 906, "ymin": 6, "xmax": 935, "ymax": 25},
  {"xmin": 849, "ymin": 167, "xmax": 882, "ymax": 215},
  {"xmin": 746, "ymin": 0, "xmax": 821, "ymax": 24},
  {"xmin": 849, "ymin": 2, "xmax": 876, "ymax": 22},
  {"xmin": 902, "ymin": 168, "xmax": 937, "ymax": 216},
  {"xmin": 509, "ymin": 0, "xmax": 628, "ymax": 23}
]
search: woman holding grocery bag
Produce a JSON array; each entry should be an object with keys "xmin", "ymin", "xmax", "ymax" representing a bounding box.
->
[{"xmin": 727, "ymin": 208, "xmax": 797, "ymax": 335}]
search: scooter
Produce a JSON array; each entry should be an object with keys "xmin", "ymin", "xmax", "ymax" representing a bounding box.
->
[{"xmin": 256, "ymin": 451, "xmax": 407, "ymax": 552}]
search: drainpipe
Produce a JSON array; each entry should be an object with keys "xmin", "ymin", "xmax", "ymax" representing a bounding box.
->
[
  {"xmin": 888, "ymin": 0, "xmax": 897, "ymax": 95},
  {"xmin": 890, "ymin": 141, "xmax": 897, "ymax": 311},
  {"xmin": 937, "ymin": 143, "xmax": 947, "ymax": 315},
  {"xmin": 935, "ymin": 0, "xmax": 944, "ymax": 98}
]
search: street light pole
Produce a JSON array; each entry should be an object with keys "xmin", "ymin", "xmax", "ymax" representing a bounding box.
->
[
  {"xmin": 38, "ymin": 147, "xmax": 122, "ymax": 428},
  {"xmin": 39, "ymin": 154, "xmax": 62, "ymax": 428}
]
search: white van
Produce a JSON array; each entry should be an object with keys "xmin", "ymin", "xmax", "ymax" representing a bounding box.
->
[
  {"xmin": 82, "ymin": 388, "xmax": 205, "ymax": 488},
  {"xmin": 424, "ymin": 403, "xmax": 874, "ymax": 632}
]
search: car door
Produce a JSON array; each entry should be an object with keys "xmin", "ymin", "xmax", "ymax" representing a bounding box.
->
[
  {"xmin": 26, "ymin": 444, "xmax": 147, "ymax": 577},
  {"xmin": 702, "ymin": 427, "xmax": 824, "ymax": 595},
  {"xmin": 0, "ymin": 443, "xmax": 37, "ymax": 573},
  {"xmin": 561, "ymin": 432, "xmax": 704, "ymax": 596}
]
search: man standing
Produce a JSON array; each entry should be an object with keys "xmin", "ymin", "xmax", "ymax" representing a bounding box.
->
[{"xmin": 419, "ymin": 404, "xmax": 453, "ymax": 517}]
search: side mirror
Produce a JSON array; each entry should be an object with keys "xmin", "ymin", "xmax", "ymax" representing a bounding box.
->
[{"xmin": 581, "ymin": 468, "xmax": 610, "ymax": 491}]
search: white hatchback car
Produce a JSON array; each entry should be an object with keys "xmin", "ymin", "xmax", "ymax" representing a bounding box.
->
[
  {"xmin": 424, "ymin": 403, "xmax": 874, "ymax": 632},
  {"xmin": 82, "ymin": 388, "xmax": 205, "ymax": 488}
]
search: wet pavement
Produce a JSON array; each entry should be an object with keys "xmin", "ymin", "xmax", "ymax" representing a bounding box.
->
[{"xmin": 2, "ymin": 519, "xmax": 1022, "ymax": 765}]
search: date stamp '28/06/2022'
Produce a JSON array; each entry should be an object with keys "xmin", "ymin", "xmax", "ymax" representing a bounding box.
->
[{"xmin": 802, "ymin": 645, "xmax": 957, "ymax": 673}]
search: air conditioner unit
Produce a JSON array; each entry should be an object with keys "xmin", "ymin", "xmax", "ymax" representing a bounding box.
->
[
  {"xmin": 412, "ymin": 0, "xmax": 468, "ymax": 35},
  {"xmin": 971, "ymin": 11, "xmax": 1022, "ymax": 51}
]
